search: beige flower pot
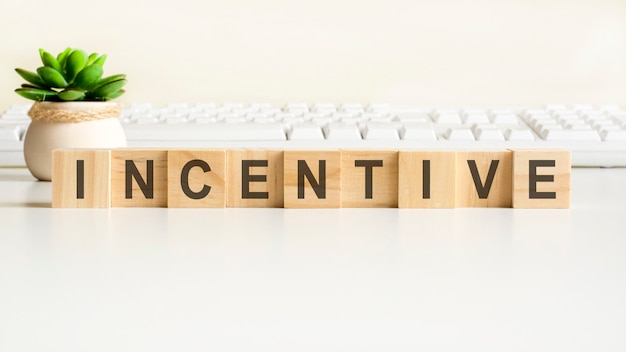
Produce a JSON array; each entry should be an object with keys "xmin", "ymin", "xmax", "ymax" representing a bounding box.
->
[{"xmin": 24, "ymin": 101, "xmax": 127, "ymax": 181}]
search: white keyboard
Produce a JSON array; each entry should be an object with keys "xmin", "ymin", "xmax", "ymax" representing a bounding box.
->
[{"xmin": 2, "ymin": 102, "xmax": 626, "ymax": 167}]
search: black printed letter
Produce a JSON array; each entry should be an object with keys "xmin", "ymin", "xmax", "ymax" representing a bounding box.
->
[{"xmin": 181, "ymin": 159, "xmax": 211, "ymax": 200}]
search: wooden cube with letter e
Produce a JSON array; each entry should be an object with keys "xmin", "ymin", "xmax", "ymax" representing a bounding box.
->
[
  {"xmin": 512, "ymin": 149, "xmax": 570, "ymax": 208},
  {"xmin": 227, "ymin": 149, "xmax": 284, "ymax": 207}
]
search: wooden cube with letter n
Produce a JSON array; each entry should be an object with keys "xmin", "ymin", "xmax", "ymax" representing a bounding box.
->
[
  {"xmin": 341, "ymin": 150, "xmax": 398, "ymax": 207},
  {"xmin": 168, "ymin": 150, "xmax": 226, "ymax": 208},
  {"xmin": 227, "ymin": 149, "xmax": 283, "ymax": 208},
  {"xmin": 456, "ymin": 150, "xmax": 512, "ymax": 207},
  {"xmin": 111, "ymin": 149, "xmax": 168, "ymax": 207},
  {"xmin": 52, "ymin": 149, "xmax": 111, "ymax": 208},
  {"xmin": 512, "ymin": 149, "xmax": 570, "ymax": 208},
  {"xmin": 284, "ymin": 150, "xmax": 341, "ymax": 208}
]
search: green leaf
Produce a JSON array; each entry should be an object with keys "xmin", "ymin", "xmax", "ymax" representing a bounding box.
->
[
  {"xmin": 65, "ymin": 49, "xmax": 87, "ymax": 81},
  {"xmin": 15, "ymin": 68, "xmax": 49, "ymax": 88},
  {"xmin": 90, "ymin": 74, "xmax": 126, "ymax": 90},
  {"xmin": 93, "ymin": 54, "xmax": 107, "ymax": 66},
  {"xmin": 15, "ymin": 87, "xmax": 58, "ymax": 101},
  {"xmin": 86, "ymin": 52, "xmax": 98, "ymax": 66},
  {"xmin": 41, "ymin": 50, "xmax": 64, "ymax": 74},
  {"xmin": 56, "ymin": 47, "xmax": 72, "ymax": 69},
  {"xmin": 58, "ymin": 89, "xmax": 86, "ymax": 101},
  {"xmin": 72, "ymin": 64, "xmax": 103, "ymax": 89},
  {"xmin": 91, "ymin": 79, "xmax": 126, "ymax": 98},
  {"xmin": 104, "ymin": 89, "xmax": 125, "ymax": 100},
  {"xmin": 37, "ymin": 66, "xmax": 68, "ymax": 88}
]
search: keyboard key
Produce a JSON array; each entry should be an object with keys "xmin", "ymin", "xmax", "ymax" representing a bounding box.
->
[
  {"xmin": 542, "ymin": 129, "xmax": 601, "ymax": 141},
  {"xmin": 504, "ymin": 128, "xmax": 535, "ymax": 141},
  {"xmin": 400, "ymin": 123, "xmax": 437, "ymax": 141},
  {"xmin": 474, "ymin": 128, "xmax": 505, "ymax": 141},
  {"xmin": 0, "ymin": 125, "xmax": 21, "ymax": 141},
  {"xmin": 124, "ymin": 122, "xmax": 286, "ymax": 141},
  {"xmin": 444, "ymin": 128, "xmax": 474, "ymax": 141},
  {"xmin": 323, "ymin": 123, "xmax": 362, "ymax": 140},
  {"xmin": 433, "ymin": 113, "xmax": 462, "ymax": 124},
  {"xmin": 361, "ymin": 123, "xmax": 399, "ymax": 140},
  {"xmin": 600, "ymin": 129, "xmax": 626, "ymax": 141},
  {"xmin": 288, "ymin": 123, "xmax": 324, "ymax": 140}
]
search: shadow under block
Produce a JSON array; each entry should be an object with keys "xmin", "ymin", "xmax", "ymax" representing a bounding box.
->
[
  {"xmin": 52, "ymin": 149, "xmax": 111, "ymax": 208},
  {"xmin": 167, "ymin": 150, "xmax": 226, "ymax": 208},
  {"xmin": 512, "ymin": 150, "xmax": 571, "ymax": 208},
  {"xmin": 341, "ymin": 150, "xmax": 398, "ymax": 207},
  {"xmin": 111, "ymin": 149, "xmax": 168, "ymax": 207},
  {"xmin": 398, "ymin": 151, "xmax": 457, "ymax": 208},
  {"xmin": 284, "ymin": 150, "xmax": 341, "ymax": 208},
  {"xmin": 226, "ymin": 150, "xmax": 284, "ymax": 208},
  {"xmin": 456, "ymin": 151, "xmax": 512, "ymax": 208}
]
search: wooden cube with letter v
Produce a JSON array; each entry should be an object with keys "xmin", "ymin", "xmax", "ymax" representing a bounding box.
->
[
  {"xmin": 284, "ymin": 150, "xmax": 341, "ymax": 208},
  {"xmin": 52, "ymin": 149, "xmax": 112, "ymax": 208},
  {"xmin": 456, "ymin": 150, "xmax": 512, "ymax": 207},
  {"xmin": 512, "ymin": 149, "xmax": 570, "ymax": 208}
]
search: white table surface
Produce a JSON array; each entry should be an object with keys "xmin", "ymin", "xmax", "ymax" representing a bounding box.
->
[{"xmin": 1, "ymin": 167, "xmax": 625, "ymax": 351}]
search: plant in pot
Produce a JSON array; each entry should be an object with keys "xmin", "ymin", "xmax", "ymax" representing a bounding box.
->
[{"xmin": 15, "ymin": 47, "xmax": 128, "ymax": 181}]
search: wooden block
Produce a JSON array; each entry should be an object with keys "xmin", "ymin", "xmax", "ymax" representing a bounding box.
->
[
  {"xmin": 168, "ymin": 150, "xmax": 226, "ymax": 208},
  {"xmin": 227, "ymin": 150, "xmax": 284, "ymax": 208},
  {"xmin": 284, "ymin": 150, "xmax": 341, "ymax": 208},
  {"xmin": 341, "ymin": 150, "xmax": 398, "ymax": 207},
  {"xmin": 52, "ymin": 149, "xmax": 111, "ymax": 208},
  {"xmin": 456, "ymin": 150, "xmax": 512, "ymax": 207},
  {"xmin": 398, "ymin": 151, "xmax": 456, "ymax": 208},
  {"xmin": 111, "ymin": 149, "xmax": 168, "ymax": 207},
  {"xmin": 512, "ymin": 149, "xmax": 571, "ymax": 208}
]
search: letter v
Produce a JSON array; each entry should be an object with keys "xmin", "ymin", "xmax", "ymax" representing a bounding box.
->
[{"xmin": 467, "ymin": 160, "xmax": 499, "ymax": 199}]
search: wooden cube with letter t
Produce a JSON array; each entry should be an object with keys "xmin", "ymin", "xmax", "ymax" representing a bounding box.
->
[
  {"xmin": 456, "ymin": 150, "xmax": 512, "ymax": 207},
  {"xmin": 512, "ymin": 149, "xmax": 570, "ymax": 208},
  {"xmin": 52, "ymin": 149, "xmax": 111, "ymax": 208},
  {"xmin": 341, "ymin": 150, "xmax": 398, "ymax": 207},
  {"xmin": 111, "ymin": 149, "xmax": 168, "ymax": 207},
  {"xmin": 227, "ymin": 150, "xmax": 283, "ymax": 207},
  {"xmin": 284, "ymin": 150, "xmax": 341, "ymax": 208},
  {"xmin": 168, "ymin": 150, "xmax": 226, "ymax": 208}
]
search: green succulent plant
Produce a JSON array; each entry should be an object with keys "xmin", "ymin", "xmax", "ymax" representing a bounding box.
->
[{"xmin": 15, "ymin": 48, "xmax": 127, "ymax": 102}]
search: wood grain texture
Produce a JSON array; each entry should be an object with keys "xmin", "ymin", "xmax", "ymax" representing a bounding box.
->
[
  {"xmin": 284, "ymin": 150, "xmax": 341, "ymax": 208},
  {"xmin": 398, "ymin": 151, "xmax": 457, "ymax": 208},
  {"xmin": 111, "ymin": 149, "xmax": 168, "ymax": 207},
  {"xmin": 227, "ymin": 149, "xmax": 284, "ymax": 208},
  {"xmin": 52, "ymin": 149, "xmax": 111, "ymax": 208},
  {"xmin": 512, "ymin": 149, "xmax": 570, "ymax": 208},
  {"xmin": 168, "ymin": 150, "xmax": 226, "ymax": 208},
  {"xmin": 456, "ymin": 150, "xmax": 512, "ymax": 208},
  {"xmin": 341, "ymin": 150, "xmax": 398, "ymax": 208}
]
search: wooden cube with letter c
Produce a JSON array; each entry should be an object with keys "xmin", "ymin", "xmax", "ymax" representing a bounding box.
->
[{"xmin": 168, "ymin": 150, "xmax": 226, "ymax": 208}]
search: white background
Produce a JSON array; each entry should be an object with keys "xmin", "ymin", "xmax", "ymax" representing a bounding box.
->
[{"xmin": 1, "ymin": 0, "xmax": 625, "ymax": 108}]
